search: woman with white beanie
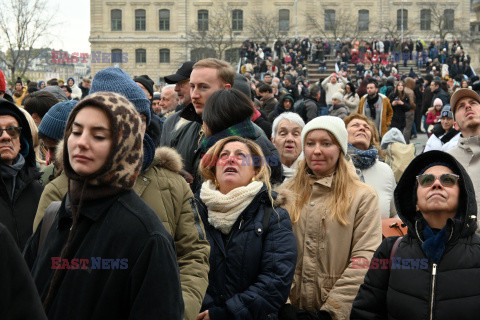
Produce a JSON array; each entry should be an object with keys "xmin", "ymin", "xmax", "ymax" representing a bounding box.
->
[
  {"xmin": 329, "ymin": 92, "xmax": 349, "ymax": 119},
  {"xmin": 277, "ymin": 116, "xmax": 382, "ymax": 320}
]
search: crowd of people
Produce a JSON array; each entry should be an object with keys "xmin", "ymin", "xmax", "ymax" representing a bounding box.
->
[
  {"xmin": 239, "ymin": 37, "xmax": 475, "ymax": 83},
  {"xmin": 0, "ymin": 45, "xmax": 479, "ymax": 320}
]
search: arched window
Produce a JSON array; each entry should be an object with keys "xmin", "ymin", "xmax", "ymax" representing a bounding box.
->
[
  {"xmin": 198, "ymin": 10, "xmax": 209, "ymax": 31},
  {"xmin": 135, "ymin": 9, "xmax": 146, "ymax": 31},
  {"xmin": 136, "ymin": 49, "xmax": 146, "ymax": 63},
  {"xmin": 279, "ymin": 9, "xmax": 290, "ymax": 31},
  {"xmin": 111, "ymin": 49, "xmax": 123, "ymax": 63},
  {"xmin": 444, "ymin": 9, "xmax": 454, "ymax": 30},
  {"xmin": 159, "ymin": 9, "xmax": 170, "ymax": 31},
  {"xmin": 358, "ymin": 10, "xmax": 369, "ymax": 31},
  {"xmin": 159, "ymin": 49, "xmax": 170, "ymax": 63},
  {"xmin": 232, "ymin": 9, "xmax": 243, "ymax": 31},
  {"xmin": 420, "ymin": 9, "xmax": 431, "ymax": 30},
  {"xmin": 397, "ymin": 9, "xmax": 408, "ymax": 30},
  {"xmin": 111, "ymin": 9, "xmax": 122, "ymax": 31},
  {"xmin": 324, "ymin": 9, "xmax": 335, "ymax": 31}
]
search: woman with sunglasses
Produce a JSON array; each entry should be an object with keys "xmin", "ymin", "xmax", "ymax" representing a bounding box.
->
[{"xmin": 352, "ymin": 150, "xmax": 480, "ymax": 320}]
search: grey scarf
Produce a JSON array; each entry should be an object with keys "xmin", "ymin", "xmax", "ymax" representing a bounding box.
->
[{"xmin": 0, "ymin": 154, "xmax": 25, "ymax": 201}]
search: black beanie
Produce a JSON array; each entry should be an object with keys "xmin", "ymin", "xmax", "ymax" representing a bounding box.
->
[
  {"xmin": 133, "ymin": 75, "xmax": 154, "ymax": 98},
  {"xmin": 15, "ymin": 77, "xmax": 22, "ymax": 85},
  {"xmin": 0, "ymin": 102, "xmax": 22, "ymax": 125}
]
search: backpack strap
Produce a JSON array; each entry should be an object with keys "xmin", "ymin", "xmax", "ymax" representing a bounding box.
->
[
  {"xmin": 38, "ymin": 201, "xmax": 62, "ymax": 255},
  {"xmin": 389, "ymin": 236, "xmax": 403, "ymax": 271}
]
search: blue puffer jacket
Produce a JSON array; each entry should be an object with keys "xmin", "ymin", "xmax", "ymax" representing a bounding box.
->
[{"xmin": 195, "ymin": 186, "xmax": 297, "ymax": 319}]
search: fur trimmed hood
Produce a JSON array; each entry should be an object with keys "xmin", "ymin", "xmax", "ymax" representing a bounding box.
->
[
  {"xmin": 273, "ymin": 186, "xmax": 295, "ymax": 208},
  {"xmin": 151, "ymin": 146, "xmax": 183, "ymax": 173}
]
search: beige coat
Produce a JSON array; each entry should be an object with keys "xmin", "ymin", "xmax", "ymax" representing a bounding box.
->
[{"xmin": 280, "ymin": 174, "xmax": 381, "ymax": 320}]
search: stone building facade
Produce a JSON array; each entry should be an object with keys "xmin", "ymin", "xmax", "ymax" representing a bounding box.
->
[{"xmin": 90, "ymin": 0, "xmax": 475, "ymax": 81}]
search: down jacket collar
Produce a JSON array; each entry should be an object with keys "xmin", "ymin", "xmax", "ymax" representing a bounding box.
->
[{"xmin": 395, "ymin": 150, "xmax": 477, "ymax": 242}]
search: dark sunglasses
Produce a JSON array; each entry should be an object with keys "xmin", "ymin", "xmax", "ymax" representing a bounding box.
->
[
  {"xmin": 416, "ymin": 173, "xmax": 460, "ymax": 188},
  {"xmin": 0, "ymin": 127, "xmax": 22, "ymax": 139}
]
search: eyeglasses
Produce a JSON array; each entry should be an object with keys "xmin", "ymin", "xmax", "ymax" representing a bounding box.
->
[
  {"xmin": 416, "ymin": 173, "xmax": 460, "ymax": 188},
  {"xmin": 0, "ymin": 127, "xmax": 22, "ymax": 139}
]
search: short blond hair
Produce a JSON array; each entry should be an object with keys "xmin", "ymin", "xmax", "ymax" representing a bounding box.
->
[{"xmin": 193, "ymin": 58, "xmax": 235, "ymax": 86}]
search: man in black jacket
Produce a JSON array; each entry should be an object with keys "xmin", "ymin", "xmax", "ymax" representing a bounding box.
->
[
  {"xmin": 430, "ymin": 79, "xmax": 449, "ymax": 107},
  {"xmin": 0, "ymin": 98, "xmax": 43, "ymax": 249}
]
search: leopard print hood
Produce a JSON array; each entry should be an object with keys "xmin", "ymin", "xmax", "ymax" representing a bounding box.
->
[{"xmin": 63, "ymin": 92, "xmax": 143, "ymax": 190}]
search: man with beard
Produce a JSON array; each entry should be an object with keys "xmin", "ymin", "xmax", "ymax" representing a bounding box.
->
[
  {"xmin": 161, "ymin": 59, "xmax": 234, "ymax": 185},
  {"xmin": 158, "ymin": 85, "xmax": 179, "ymax": 117},
  {"xmin": 448, "ymin": 89, "xmax": 480, "ymax": 222},
  {"xmin": 357, "ymin": 78, "xmax": 393, "ymax": 137},
  {"xmin": 13, "ymin": 78, "xmax": 27, "ymax": 107},
  {"xmin": 271, "ymin": 112, "xmax": 305, "ymax": 181}
]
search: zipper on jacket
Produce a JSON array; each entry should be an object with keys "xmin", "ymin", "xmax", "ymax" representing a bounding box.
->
[
  {"xmin": 429, "ymin": 263, "xmax": 437, "ymax": 320},
  {"xmin": 239, "ymin": 218, "xmax": 244, "ymax": 230}
]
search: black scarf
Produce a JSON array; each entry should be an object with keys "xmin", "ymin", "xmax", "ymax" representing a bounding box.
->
[
  {"xmin": 440, "ymin": 128, "xmax": 460, "ymax": 144},
  {"xmin": 366, "ymin": 94, "xmax": 379, "ymax": 120}
]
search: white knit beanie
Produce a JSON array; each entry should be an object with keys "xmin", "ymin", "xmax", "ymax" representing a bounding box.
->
[
  {"xmin": 331, "ymin": 92, "xmax": 344, "ymax": 101},
  {"xmin": 302, "ymin": 116, "xmax": 348, "ymax": 154}
]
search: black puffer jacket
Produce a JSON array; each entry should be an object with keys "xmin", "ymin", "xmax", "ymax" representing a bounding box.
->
[
  {"xmin": 196, "ymin": 187, "xmax": 297, "ymax": 319},
  {"xmin": 351, "ymin": 151, "xmax": 480, "ymax": 320}
]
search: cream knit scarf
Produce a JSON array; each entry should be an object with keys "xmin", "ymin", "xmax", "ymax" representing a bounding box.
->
[{"xmin": 200, "ymin": 180, "xmax": 264, "ymax": 235}]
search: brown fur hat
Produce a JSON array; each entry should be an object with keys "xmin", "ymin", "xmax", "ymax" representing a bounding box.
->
[{"xmin": 63, "ymin": 91, "xmax": 143, "ymax": 190}]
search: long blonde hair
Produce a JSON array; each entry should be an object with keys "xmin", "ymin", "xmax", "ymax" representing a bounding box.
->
[{"xmin": 285, "ymin": 132, "xmax": 360, "ymax": 225}]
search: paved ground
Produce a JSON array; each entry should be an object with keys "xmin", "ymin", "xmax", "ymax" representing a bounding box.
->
[{"xmin": 411, "ymin": 131, "xmax": 429, "ymax": 155}]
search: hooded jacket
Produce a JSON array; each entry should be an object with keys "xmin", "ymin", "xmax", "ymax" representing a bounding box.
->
[
  {"xmin": 351, "ymin": 151, "xmax": 480, "ymax": 320},
  {"xmin": 196, "ymin": 186, "xmax": 297, "ymax": 319},
  {"xmin": 33, "ymin": 145, "xmax": 209, "ymax": 320},
  {"xmin": 268, "ymin": 95, "xmax": 295, "ymax": 123},
  {"xmin": 24, "ymin": 92, "xmax": 184, "ymax": 319},
  {"xmin": 0, "ymin": 98, "xmax": 43, "ymax": 249}
]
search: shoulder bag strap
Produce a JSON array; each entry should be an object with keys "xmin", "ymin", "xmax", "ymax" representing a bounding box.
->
[{"xmin": 38, "ymin": 201, "xmax": 62, "ymax": 255}]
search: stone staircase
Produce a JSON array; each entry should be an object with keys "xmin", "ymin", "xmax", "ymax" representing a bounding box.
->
[{"xmin": 305, "ymin": 55, "xmax": 427, "ymax": 83}]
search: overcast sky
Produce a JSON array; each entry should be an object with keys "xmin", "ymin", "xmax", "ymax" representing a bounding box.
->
[{"xmin": 45, "ymin": 0, "xmax": 91, "ymax": 53}]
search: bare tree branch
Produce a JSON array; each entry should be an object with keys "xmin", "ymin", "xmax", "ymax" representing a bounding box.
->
[
  {"xmin": 186, "ymin": 4, "xmax": 239, "ymax": 61},
  {"xmin": 0, "ymin": 0, "xmax": 55, "ymax": 84},
  {"xmin": 246, "ymin": 12, "xmax": 281, "ymax": 44},
  {"xmin": 306, "ymin": 9, "xmax": 359, "ymax": 41}
]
